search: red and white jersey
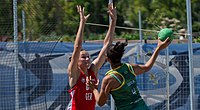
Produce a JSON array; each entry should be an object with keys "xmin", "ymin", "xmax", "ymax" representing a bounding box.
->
[{"xmin": 67, "ymin": 69, "xmax": 97, "ymax": 110}]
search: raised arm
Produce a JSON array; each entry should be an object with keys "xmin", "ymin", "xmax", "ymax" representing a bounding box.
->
[
  {"xmin": 133, "ymin": 37, "xmax": 172, "ymax": 75},
  {"xmin": 91, "ymin": 3, "xmax": 117, "ymax": 75},
  {"xmin": 103, "ymin": 3, "xmax": 117, "ymax": 46},
  {"xmin": 67, "ymin": 5, "xmax": 90, "ymax": 87}
]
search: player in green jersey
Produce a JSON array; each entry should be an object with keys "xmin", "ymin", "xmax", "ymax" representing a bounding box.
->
[{"xmin": 86, "ymin": 37, "xmax": 171, "ymax": 110}]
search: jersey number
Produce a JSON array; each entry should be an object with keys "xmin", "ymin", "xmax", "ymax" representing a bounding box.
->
[
  {"xmin": 85, "ymin": 93, "xmax": 92, "ymax": 100},
  {"xmin": 132, "ymin": 88, "xmax": 136, "ymax": 95}
]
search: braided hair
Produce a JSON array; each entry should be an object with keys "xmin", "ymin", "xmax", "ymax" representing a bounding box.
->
[{"xmin": 107, "ymin": 41, "xmax": 128, "ymax": 64}]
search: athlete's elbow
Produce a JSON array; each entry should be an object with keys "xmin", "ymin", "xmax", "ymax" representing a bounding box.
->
[{"xmin": 143, "ymin": 65, "xmax": 152, "ymax": 72}]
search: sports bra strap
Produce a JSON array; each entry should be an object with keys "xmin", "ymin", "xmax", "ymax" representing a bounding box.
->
[
  {"xmin": 128, "ymin": 64, "xmax": 134, "ymax": 72},
  {"xmin": 110, "ymin": 73, "xmax": 122, "ymax": 84},
  {"xmin": 126, "ymin": 63, "xmax": 136, "ymax": 76}
]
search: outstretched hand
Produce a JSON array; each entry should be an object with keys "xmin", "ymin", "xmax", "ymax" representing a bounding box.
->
[
  {"xmin": 77, "ymin": 5, "xmax": 90, "ymax": 22},
  {"xmin": 157, "ymin": 37, "xmax": 172, "ymax": 50},
  {"xmin": 86, "ymin": 76, "xmax": 99, "ymax": 91},
  {"xmin": 108, "ymin": 3, "xmax": 117, "ymax": 21}
]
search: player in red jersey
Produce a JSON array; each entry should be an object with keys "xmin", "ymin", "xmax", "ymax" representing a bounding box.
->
[{"xmin": 67, "ymin": 3, "xmax": 117, "ymax": 110}]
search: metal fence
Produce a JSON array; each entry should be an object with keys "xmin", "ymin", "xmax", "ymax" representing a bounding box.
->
[{"xmin": 0, "ymin": 0, "xmax": 199, "ymax": 110}]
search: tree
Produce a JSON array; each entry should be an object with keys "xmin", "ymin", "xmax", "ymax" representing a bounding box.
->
[{"xmin": 0, "ymin": 0, "xmax": 13, "ymax": 37}]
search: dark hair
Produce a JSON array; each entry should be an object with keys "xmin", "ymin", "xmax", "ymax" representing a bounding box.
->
[{"xmin": 107, "ymin": 41, "xmax": 128, "ymax": 63}]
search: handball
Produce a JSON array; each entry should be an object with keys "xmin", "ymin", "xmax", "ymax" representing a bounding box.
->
[{"xmin": 158, "ymin": 28, "xmax": 174, "ymax": 41}]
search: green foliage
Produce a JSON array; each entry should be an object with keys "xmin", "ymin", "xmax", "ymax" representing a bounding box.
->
[
  {"xmin": 116, "ymin": 32, "xmax": 140, "ymax": 40},
  {"xmin": 194, "ymin": 37, "xmax": 200, "ymax": 43},
  {"xmin": 145, "ymin": 9, "xmax": 165, "ymax": 30},
  {"xmin": 38, "ymin": 32, "xmax": 63, "ymax": 42},
  {"xmin": 61, "ymin": 35, "xmax": 75, "ymax": 42},
  {"xmin": 1, "ymin": 0, "xmax": 200, "ymax": 41},
  {"xmin": 143, "ymin": 31, "xmax": 157, "ymax": 40},
  {"xmin": 86, "ymin": 33, "xmax": 107, "ymax": 40},
  {"xmin": 0, "ymin": 0, "xmax": 13, "ymax": 36}
]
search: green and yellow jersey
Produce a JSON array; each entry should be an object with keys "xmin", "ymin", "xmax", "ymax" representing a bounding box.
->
[{"xmin": 106, "ymin": 63, "xmax": 149, "ymax": 110}]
